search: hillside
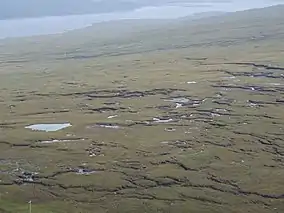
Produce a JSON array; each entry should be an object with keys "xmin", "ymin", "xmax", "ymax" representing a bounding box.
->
[
  {"xmin": 0, "ymin": 5, "xmax": 284, "ymax": 213},
  {"xmin": 1, "ymin": 5, "xmax": 283, "ymax": 62}
]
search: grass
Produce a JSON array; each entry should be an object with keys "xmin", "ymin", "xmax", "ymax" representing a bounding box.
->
[{"xmin": 1, "ymin": 5, "xmax": 284, "ymax": 213}]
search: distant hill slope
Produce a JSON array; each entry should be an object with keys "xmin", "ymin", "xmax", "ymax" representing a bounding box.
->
[
  {"xmin": 179, "ymin": 11, "xmax": 226, "ymax": 20},
  {"xmin": 1, "ymin": 5, "xmax": 284, "ymax": 61},
  {"xmin": 56, "ymin": 4, "xmax": 284, "ymax": 52}
]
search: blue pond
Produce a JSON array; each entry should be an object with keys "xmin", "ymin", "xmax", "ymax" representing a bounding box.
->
[{"xmin": 25, "ymin": 123, "xmax": 72, "ymax": 132}]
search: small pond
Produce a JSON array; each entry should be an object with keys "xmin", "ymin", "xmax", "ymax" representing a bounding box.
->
[{"xmin": 25, "ymin": 123, "xmax": 72, "ymax": 132}]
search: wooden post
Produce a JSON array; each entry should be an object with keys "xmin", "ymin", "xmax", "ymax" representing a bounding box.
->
[{"xmin": 28, "ymin": 200, "xmax": 32, "ymax": 213}]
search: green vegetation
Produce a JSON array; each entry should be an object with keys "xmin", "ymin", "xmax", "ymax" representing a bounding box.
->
[{"xmin": 0, "ymin": 5, "xmax": 284, "ymax": 213}]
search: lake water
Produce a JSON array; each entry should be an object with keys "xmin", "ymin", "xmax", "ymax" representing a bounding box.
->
[
  {"xmin": 0, "ymin": 0, "xmax": 281, "ymax": 39},
  {"xmin": 25, "ymin": 123, "xmax": 72, "ymax": 132}
]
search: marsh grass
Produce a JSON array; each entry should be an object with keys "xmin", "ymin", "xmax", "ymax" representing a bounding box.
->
[{"xmin": 0, "ymin": 5, "xmax": 284, "ymax": 213}]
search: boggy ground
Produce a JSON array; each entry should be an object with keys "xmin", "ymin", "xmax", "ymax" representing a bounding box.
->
[{"xmin": 1, "ymin": 6, "xmax": 284, "ymax": 213}]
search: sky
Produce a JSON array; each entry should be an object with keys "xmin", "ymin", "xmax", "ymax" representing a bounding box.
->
[{"xmin": 0, "ymin": 0, "xmax": 283, "ymax": 39}]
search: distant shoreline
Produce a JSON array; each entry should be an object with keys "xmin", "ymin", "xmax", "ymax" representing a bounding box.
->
[
  {"xmin": 0, "ymin": 1, "xmax": 281, "ymax": 21},
  {"xmin": 0, "ymin": 3, "xmax": 282, "ymax": 39}
]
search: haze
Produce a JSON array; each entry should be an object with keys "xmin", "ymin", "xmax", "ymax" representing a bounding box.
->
[{"xmin": 0, "ymin": 0, "xmax": 283, "ymax": 39}]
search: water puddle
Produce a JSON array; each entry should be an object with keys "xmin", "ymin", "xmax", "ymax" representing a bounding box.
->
[
  {"xmin": 268, "ymin": 83, "xmax": 282, "ymax": 86},
  {"xmin": 76, "ymin": 168, "xmax": 97, "ymax": 175},
  {"xmin": 192, "ymin": 102, "xmax": 201, "ymax": 107},
  {"xmin": 211, "ymin": 113, "xmax": 222, "ymax": 117},
  {"xmin": 165, "ymin": 127, "xmax": 176, "ymax": 132},
  {"xmin": 166, "ymin": 97, "xmax": 190, "ymax": 103},
  {"xmin": 39, "ymin": 138, "xmax": 85, "ymax": 144},
  {"xmin": 248, "ymin": 103, "xmax": 258, "ymax": 108},
  {"xmin": 19, "ymin": 171, "xmax": 39, "ymax": 182},
  {"xmin": 222, "ymin": 76, "xmax": 236, "ymax": 80},
  {"xmin": 98, "ymin": 124, "xmax": 121, "ymax": 129},
  {"xmin": 176, "ymin": 103, "xmax": 183, "ymax": 108},
  {"xmin": 187, "ymin": 81, "xmax": 197, "ymax": 84},
  {"xmin": 153, "ymin": 118, "xmax": 173, "ymax": 123},
  {"xmin": 215, "ymin": 108, "xmax": 228, "ymax": 113},
  {"xmin": 25, "ymin": 123, "xmax": 72, "ymax": 132},
  {"xmin": 160, "ymin": 141, "xmax": 169, "ymax": 144},
  {"xmin": 86, "ymin": 124, "xmax": 122, "ymax": 131}
]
